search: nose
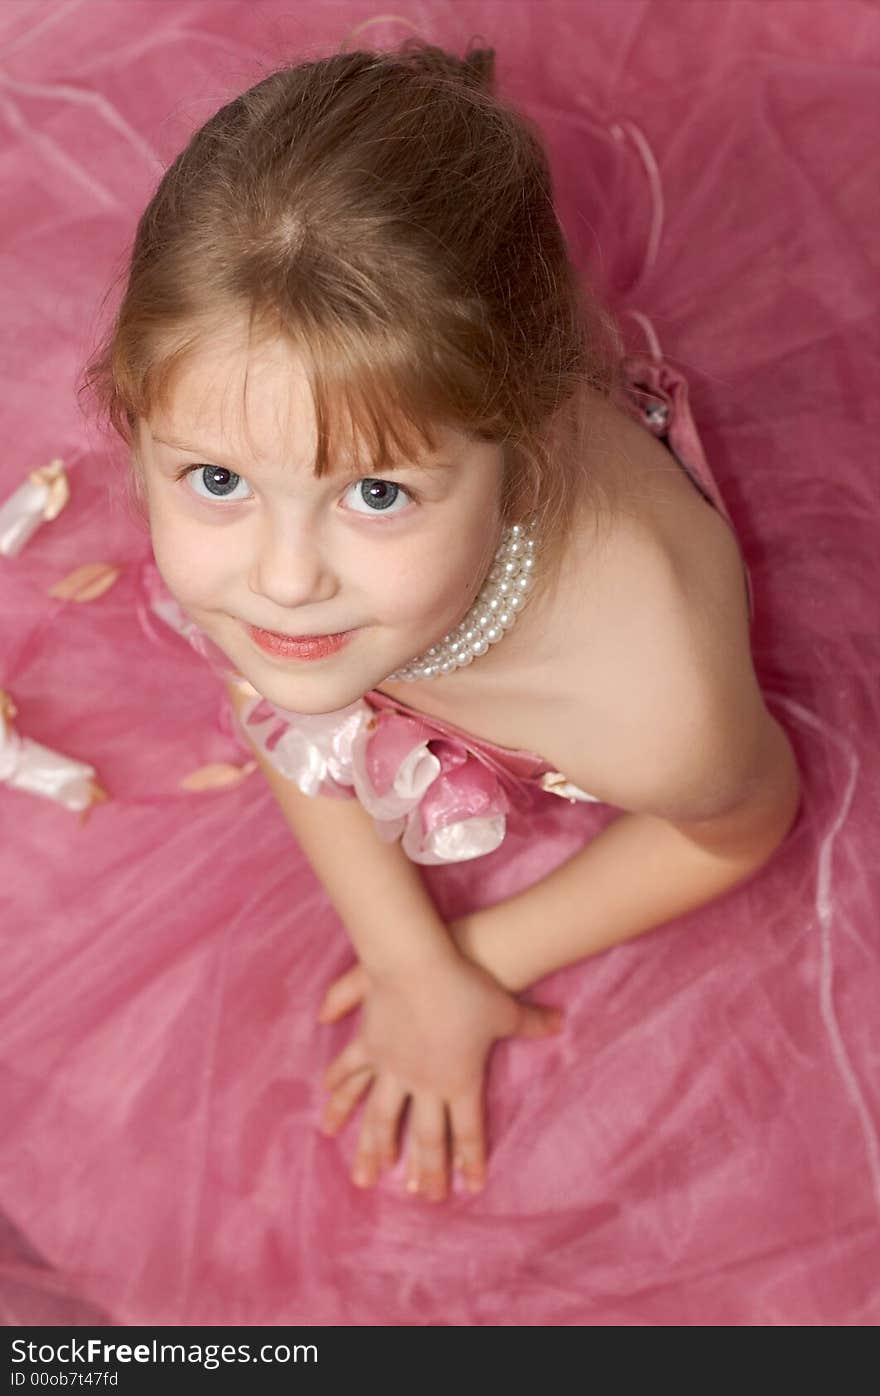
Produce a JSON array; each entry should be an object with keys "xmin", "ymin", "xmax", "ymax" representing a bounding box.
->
[{"xmin": 247, "ymin": 510, "xmax": 338, "ymax": 614}]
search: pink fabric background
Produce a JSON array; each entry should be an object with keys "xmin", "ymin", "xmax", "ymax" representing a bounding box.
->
[{"xmin": 1, "ymin": 0, "xmax": 878, "ymax": 1325}]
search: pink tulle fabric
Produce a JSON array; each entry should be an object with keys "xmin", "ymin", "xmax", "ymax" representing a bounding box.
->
[{"xmin": 1, "ymin": 1, "xmax": 878, "ymax": 1326}]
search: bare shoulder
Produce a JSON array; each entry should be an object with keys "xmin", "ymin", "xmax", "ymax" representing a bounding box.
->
[
  {"xmin": 378, "ymin": 388, "xmax": 764, "ymax": 818},
  {"xmin": 541, "ymin": 518, "xmax": 689, "ymax": 779},
  {"xmin": 544, "ymin": 410, "xmax": 764, "ymax": 816}
]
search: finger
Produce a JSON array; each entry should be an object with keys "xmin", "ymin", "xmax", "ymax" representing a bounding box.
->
[
  {"xmin": 447, "ymin": 1091, "xmax": 487, "ymax": 1193},
  {"xmin": 350, "ymin": 1075, "xmax": 409, "ymax": 1188},
  {"xmin": 321, "ymin": 1035, "xmax": 371, "ymax": 1093},
  {"xmin": 317, "ymin": 965, "xmax": 368, "ymax": 1024},
  {"xmin": 406, "ymin": 1095, "xmax": 449, "ymax": 1203},
  {"xmin": 320, "ymin": 1064, "xmax": 374, "ymax": 1137},
  {"xmin": 512, "ymin": 1002, "xmax": 565, "ymax": 1040}
]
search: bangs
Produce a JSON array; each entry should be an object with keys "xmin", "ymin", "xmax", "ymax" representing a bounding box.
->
[
  {"xmin": 120, "ymin": 303, "xmax": 475, "ymax": 478},
  {"xmin": 290, "ymin": 321, "xmax": 450, "ymax": 479}
]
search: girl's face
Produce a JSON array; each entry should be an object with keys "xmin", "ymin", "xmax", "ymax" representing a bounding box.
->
[{"xmin": 137, "ymin": 327, "xmax": 505, "ymax": 714}]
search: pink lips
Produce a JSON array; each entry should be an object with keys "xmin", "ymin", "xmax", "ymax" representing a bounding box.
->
[{"xmin": 245, "ymin": 623, "xmax": 355, "ymax": 661}]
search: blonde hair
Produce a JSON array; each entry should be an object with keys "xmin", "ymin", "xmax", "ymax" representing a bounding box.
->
[{"xmin": 81, "ymin": 38, "xmax": 628, "ymax": 609}]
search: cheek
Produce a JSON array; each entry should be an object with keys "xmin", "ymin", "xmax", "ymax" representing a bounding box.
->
[
  {"xmin": 379, "ymin": 519, "xmax": 493, "ymax": 621},
  {"xmin": 147, "ymin": 504, "xmax": 226, "ymax": 608}
]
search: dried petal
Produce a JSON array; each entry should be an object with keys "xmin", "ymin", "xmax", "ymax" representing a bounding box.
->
[
  {"xmin": 29, "ymin": 459, "xmax": 70, "ymax": 521},
  {"xmin": 179, "ymin": 760, "xmax": 257, "ymax": 792},
  {"xmin": 77, "ymin": 780, "xmax": 110, "ymax": 826},
  {"xmin": 48, "ymin": 562, "xmax": 122, "ymax": 603}
]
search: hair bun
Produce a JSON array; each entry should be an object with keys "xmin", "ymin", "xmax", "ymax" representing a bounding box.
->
[
  {"xmin": 460, "ymin": 47, "xmax": 496, "ymax": 92},
  {"xmin": 390, "ymin": 37, "xmax": 496, "ymax": 94}
]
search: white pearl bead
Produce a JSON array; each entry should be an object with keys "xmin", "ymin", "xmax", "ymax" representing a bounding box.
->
[{"xmin": 390, "ymin": 511, "xmax": 539, "ymax": 680}]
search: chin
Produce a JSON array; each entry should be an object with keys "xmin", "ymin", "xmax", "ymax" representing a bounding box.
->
[
  {"xmin": 230, "ymin": 622, "xmax": 412, "ymax": 714},
  {"xmin": 244, "ymin": 667, "xmax": 372, "ymax": 717}
]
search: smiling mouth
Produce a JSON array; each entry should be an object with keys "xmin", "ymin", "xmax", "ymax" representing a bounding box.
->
[
  {"xmin": 244, "ymin": 622, "xmax": 357, "ymax": 661},
  {"xmin": 254, "ymin": 626, "xmax": 349, "ymax": 639},
  {"xmin": 245, "ymin": 613, "xmax": 356, "ymax": 638}
]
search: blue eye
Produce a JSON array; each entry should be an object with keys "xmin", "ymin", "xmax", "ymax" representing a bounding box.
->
[
  {"xmin": 179, "ymin": 466, "xmax": 412, "ymax": 515},
  {"xmin": 345, "ymin": 478, "xmax": 412, "ymax": 515},
  {"xmin": 183, "ymin": 465, "xmax": 250, "ymax": 502}
]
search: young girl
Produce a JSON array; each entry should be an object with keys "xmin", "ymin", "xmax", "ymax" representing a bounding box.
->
[{"xmin": 85, "ymin": 39, "xmax": 801, "ymax": 1205}]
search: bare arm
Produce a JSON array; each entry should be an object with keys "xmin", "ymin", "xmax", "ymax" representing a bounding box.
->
[
  {"xmin": 224, "ymin": 680, "xmax": 560, "ymax": 1200},
  {"xmin": 453, "ymin": 717, "xmax": 802, "ymax": 992},
  {"xmin": 224, "ymin": 681, "xmax": 455, "ymax": 977}
]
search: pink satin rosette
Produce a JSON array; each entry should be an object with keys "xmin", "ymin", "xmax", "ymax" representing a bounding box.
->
[{"xmin": 235, "ymin": 689, "xmax": 512, "ymax": 864}]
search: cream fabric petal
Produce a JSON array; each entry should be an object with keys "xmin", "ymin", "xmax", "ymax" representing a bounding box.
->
[
  {"xmin": 2, "ymin": 733, "xmax": 99, "ymax": 812},
  {"xmin": 401, "ymin": 809, "xmax": 508, "ymax": 865}
]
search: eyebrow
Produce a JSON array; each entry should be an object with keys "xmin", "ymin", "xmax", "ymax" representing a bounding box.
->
[{"xmin": 151, "ymin": 435, "xmax": 455, "ymax": 475}]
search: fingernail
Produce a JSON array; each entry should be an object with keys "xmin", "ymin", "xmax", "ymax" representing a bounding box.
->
[{"xmin": 406, "ymin": 1177, "xmax": 419, "ymax": 1194}]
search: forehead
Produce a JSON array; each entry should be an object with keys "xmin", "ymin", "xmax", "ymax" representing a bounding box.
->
[
  {"xmin": 151, "ymin": 333, "xmax": 318, "ymax": 454},
  {"xmin": 146, "ymin": 328, "xmax": 456, "ymax": 471}
]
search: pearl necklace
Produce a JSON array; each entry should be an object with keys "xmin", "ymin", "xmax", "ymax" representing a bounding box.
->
[{"xmin": 385, "ymin": 515, "xmax": 539, "ymax": 681}]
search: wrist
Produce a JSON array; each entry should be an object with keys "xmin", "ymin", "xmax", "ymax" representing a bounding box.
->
[
  {"xmin": 450, "ymin": 912, "xmax": 531, "ymax": 994},
  {"xmin": 356, "ymin": 923, "xmax": 461, "ymax": 987}
]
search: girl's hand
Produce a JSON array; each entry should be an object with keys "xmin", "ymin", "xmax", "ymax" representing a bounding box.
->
[{"xmin": 316, "ymin": 947, "xmax": 563, "ymax": 1200}]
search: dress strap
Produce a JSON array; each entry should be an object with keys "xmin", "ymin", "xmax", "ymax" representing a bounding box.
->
[{"xmin": 615, "ymin": 341, "xmax": 756, "ymax": 627}]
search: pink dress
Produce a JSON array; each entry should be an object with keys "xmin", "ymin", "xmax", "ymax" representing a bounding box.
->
[
  {"xmin": 1, "ymin": 1, "xmax": 877, "ymax": 1329},
  {"xmin": 140, "ymin": 351, "xmax": 756, "ymax": 864}
]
